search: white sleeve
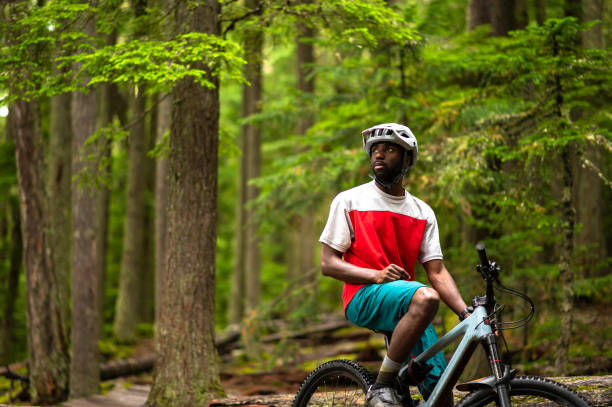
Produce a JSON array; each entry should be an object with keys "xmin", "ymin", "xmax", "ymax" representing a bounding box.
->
[
  {"xmin": 319, "ymin": 195, "xmax": 352, "ymax": 253},
  {"xmin": 418, "ymin": 209, "xmax": 443, "ymax": 264}
]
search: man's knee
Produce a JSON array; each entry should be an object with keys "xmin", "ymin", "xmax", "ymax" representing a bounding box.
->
[{"xmin": 411, "ymin": 287, "xmax": 440, "ymax": 315}]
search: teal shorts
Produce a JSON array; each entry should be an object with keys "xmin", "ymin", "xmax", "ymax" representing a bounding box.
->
[{"xmin": 345, "ymin": 280, "xmax": 447, "ymax": 398}]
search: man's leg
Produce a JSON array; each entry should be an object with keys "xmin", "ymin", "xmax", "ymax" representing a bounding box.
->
[
  {"xmin": 346, "ymin": 282, "xmax": 443, "ymax": 407},
  {"xmin": 385, "ymin": 287, "xmax": 439, "ymax": 363},
  {"xmin": 373, "ymin": 287, "xmax": 439, "ymax": 391}
]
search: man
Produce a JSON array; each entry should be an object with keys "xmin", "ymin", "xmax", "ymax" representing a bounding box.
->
[{"xmin": 319, "ymin": 123, "xmax": 470, "ymax": 407}]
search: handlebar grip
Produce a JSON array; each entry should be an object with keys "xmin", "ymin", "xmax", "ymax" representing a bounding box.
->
[{"xmin": 476, "ymin": 242, "xmax": 489, "ymax": 267}]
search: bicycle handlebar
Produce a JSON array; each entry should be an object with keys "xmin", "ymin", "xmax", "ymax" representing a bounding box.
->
[{"xmin": 476, "ymin": 242, "xmax": 489, "ymax": 268}]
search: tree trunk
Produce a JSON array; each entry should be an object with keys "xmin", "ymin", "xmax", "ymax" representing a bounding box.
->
[
  {"xmin": 555, "ymin": 146, "xmax": 575, "ymax": 376},
  {"xmin": 141, "ymin": 93, "xmax": 156, "ymax": 324},
  {"xmin": 70, "ymin": 14, "xmax": 102, "ymax": 394},
  {"xmin": 114, "ymin": 84, "xmax": 149, "ymax": 343},
  {"xmin": 146, "ymin": 0, "xmax": 223, "ymax": 405},
  {"xmin": 466, "ymin": 0, "xmax": 491, "ymax": 31},
  {"xmin": 515, "ymin": 0, "xmax": 528, "ymax": 29},
  {"xmin": 534, "ymin": 0, "xmax": 546, "ymax": 25},
  {"xmin": 96, "ymin": 32, "xmax": 118, "ymax": 329},
  {"xmin": 564, "ymin": 0, "xmax": 583, "ymax": 20},
  {"xmin": 48, "ymin": 88, "xmax": 72, "ymax": 330},
  {"xmin": 11, "ymin": 97, "xmax": 70, "ymax": 403},
  {"xmin": 0, "ymin": 198, "xmax": 22, "ymax": 366},
  {"xmin": 572, "ymin": 0, "xmax": 606, "ymax": 278},
  {"xmin": 288, "ymin": 6, "xmax": 317, "ymax": 310},
  {"xmin": 229, "ymin": 153, "xmax": 246, "ymax": 323},
  {"xmin": 552, "ymin": 37, "xmax": 575, "ymax": 375},
  {"xmin": 244, "ymin": 0, "xmax": 263, "ymax": 314},
  {"xmin": 154, "ymin": 94, "xmax": 170, "ymax": 325},
  {"xmin": 491, "ymin": 0, "xmax": 517, "ymax": 36}
]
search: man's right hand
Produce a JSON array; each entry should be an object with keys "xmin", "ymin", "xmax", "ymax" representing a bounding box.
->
[{"xmin": 374, "ymin": 264, "xmax": 410, "ymax": 284}]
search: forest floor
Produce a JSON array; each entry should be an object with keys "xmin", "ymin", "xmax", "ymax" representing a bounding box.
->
[
  {"xmin": 2, "ymin": 312, "xmax": 611, "ymax": 406},
  {"xmin": 62, "ymin": 312, "xmax": 612, "ymax": 407}
]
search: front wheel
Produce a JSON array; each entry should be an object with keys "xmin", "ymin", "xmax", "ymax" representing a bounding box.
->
[
  {"xmin": 456, "ymin": 376, "xmax": 591, "ymax": 407},
  {"xmin": 292, "ymin": 359, "xmax": 372, "ymax": 407}
]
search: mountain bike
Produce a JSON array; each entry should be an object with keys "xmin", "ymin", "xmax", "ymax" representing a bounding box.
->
[{"xmin": 292, "ymin": 243, "xmax": 591, "ymax": 407}]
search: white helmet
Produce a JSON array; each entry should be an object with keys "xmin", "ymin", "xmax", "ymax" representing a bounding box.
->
[{"xmin": 361, "ymin": 123, "xmax": 418, "ymax": 168}]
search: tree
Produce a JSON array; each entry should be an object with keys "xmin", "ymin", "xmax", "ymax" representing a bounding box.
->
[
  {"xmin": 0, "ymin": 155, "xmax": 22, "ymax": 366},
  {"xmin": 147, "ymin": 0, "xmax": 224, "ymax": 404},
  {"xmin": 47, "ymin": 63, "xmax": 72, "ymax": 330},
  {"xmin": 154, "ymin": 94, "xmax": 170, "ymax": 324},
  {"xmin": 2, "ymin": 0, "xmax": 70, "ymax": 402},
  {"xmin": 229, "ymin": 0, "xmax": 264, "ymax": 324},
  {"xmin": 467, "ymin": 0, "xmax": 491, "ymax": 30},
  {"xmin": 288, "ymin": 0, "xmax": 317, "ymax": 311},
  {"xmin": 69, "ymin": 7, "xmax": 103, "ymax": 398},
  {"xmin": 114, "ymin": 0, "xmax": 153, "ymax": 342}
]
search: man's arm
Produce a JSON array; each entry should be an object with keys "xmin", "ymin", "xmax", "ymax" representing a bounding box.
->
[
  {"xmin": 422, "ymin": 259, "xmax": 469, "ymax": 316},
  {"xmin": 321, "ymin": 243, "xmax": 410, "ymax": 284}
]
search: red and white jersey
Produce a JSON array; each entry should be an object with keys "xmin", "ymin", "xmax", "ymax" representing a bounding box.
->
[{"xmin": 319, "ymin": 181, "xmax": 443, "ymax": 309}]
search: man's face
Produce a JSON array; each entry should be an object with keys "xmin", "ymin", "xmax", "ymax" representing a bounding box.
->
[{"xmin": 370, "ymin": 142, "xmax": 404, "ymax": 183}]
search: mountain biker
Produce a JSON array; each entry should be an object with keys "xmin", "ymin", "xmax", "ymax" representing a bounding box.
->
[{"xmin": 319, "ymin": 123, "xmax": 471, "ymax": 407}]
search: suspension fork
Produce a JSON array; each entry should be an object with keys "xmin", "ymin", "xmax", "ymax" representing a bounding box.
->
[{"xmin": 483, "ymin": 333, "xmax": 512, "ymax": 407}]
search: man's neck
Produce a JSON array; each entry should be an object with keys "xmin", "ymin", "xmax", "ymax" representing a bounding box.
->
[{"xmin": 374, "ymin": 180, "xmax": 405, "ymax": 197}]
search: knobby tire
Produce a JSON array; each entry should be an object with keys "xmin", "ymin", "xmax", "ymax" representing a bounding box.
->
[
  {"xmin": 456, "ymin": 376, "xmax": 591, "ymax": 407},
  {"xmin": 292, "ymin": 359, "xmax": 372, "ymax": 407}
]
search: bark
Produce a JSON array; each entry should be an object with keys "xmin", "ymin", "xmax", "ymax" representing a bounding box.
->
[
  {"xmin": 552, "ymin": 37, "xmax": 575, "ymax": 376},
  {"xmin": 154, "ymin": 95, "xmax": 170, "ymax": 324},
  {"xmin": 0, "ymin": 199, "xmax": 22, "ymax": 366},
  {"xmin": 96, "ymin": 33, "xmax": 118, "ymax": 328},
  {"xmin": 466, "ymin": 0, "xmax": 491, "ymax": 31},
  {"xmin": 229, "ymin": 150, "xmax": 246, "ymax": 324},
  {"xmin": 582, "ymin": 0, "xmax": 603, "ymax": 47},
  {"xmin": 244, "ymin": 0, "xmax": 263, "ymax": 314},
  {"xmin": 555, "ymin": 146, "xmax": 575, "ymax": 376},
  {"xmin": 114, "ymin": 84, "xmax": 149, "ymax": 343},
  {"xmin": 564, "ymin": 0, "xmax": 583, "ymax": 20},
  {"xmin": 534, "ymin": 0, "xmax": 547, "ymax": 25},
  {"xmin": 146, "ymin": 0, "xmax": 223, "ymax": 405},
  {"xmin": 141, "ymin": 91, "xmax": 156, "ymax": 324},
  {"xmin": 572, "ymin": 0, "xmax": 606, "ymax": 277},
  {"xmin": 10, "ymin": 98, "xmax": 70, "ymax": 403},
  {"xmin": 70, "ymin": 12, "xmax": 102, "ymax": 394},
  {"xmin": 3, "ymin": 0, "xmax": 70, "ymax": 399},
  {"xmin": 287, "ymin": 3, "xmax": 316, "ymax": 310},
  {"xmin": 230, "ymin": 0, "xmax": 263, "ymax": 324},
  {"xmin": 491, "ymin": 0, "xmax": 517, "ymax": 36},
  {"xmin": 48, "ymin": 88, "xmax": 72, "ymax": 329},
  {"xmin": 515, "ymin": 0, "xmax": 528, "ymax": 29}
]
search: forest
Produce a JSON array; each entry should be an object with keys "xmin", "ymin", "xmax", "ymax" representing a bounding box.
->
[{"xmin": 0, "ymin": 0, "xmax": 610, "ymax": 405}]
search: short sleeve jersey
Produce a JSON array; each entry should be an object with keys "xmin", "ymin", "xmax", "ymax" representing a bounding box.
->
[{"xmin": 319, "ymin": 181, "xmax": 443, "ymax": 309}]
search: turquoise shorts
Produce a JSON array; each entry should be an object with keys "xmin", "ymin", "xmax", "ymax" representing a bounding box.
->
[{"xmin": 345, "ymin": 280, "xmax": 447, "ymax": 398}]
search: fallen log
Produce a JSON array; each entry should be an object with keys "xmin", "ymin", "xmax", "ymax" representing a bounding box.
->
[{"xmin": 1, "ymin": 318, "xmax": 353, "ymax": 382}]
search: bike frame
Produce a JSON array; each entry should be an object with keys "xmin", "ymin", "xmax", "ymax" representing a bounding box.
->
[{"xmin": 401, "ymin": 304, "xmax": 505, "ymax": 407}]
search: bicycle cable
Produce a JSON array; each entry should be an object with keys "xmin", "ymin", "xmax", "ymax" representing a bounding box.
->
[{"xmin": 491, "ymin": 281, "xmax": 535, "ymax": 330}]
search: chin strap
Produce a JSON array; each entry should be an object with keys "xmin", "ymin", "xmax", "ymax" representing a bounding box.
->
[{"xmin": 369, "ymin": 167, "xmax": 410, "ymax": 191}]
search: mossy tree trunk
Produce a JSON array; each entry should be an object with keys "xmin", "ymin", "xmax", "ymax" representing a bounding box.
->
[
  {"xmin": 3, "ymin": 0, "xmax": 70, "ymax": 402},
  {"xmin": 11, "ymin": 98, "xmax": 70, "ymax": 403},
  {"xmin": 146, "ymin": 0, "xmax": 223, "ymax": 404}
]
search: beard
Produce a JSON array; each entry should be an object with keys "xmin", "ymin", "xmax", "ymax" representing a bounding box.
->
[{"xmin": 372, "ymin": 160, "xmax": 404, "ymax": 185}]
